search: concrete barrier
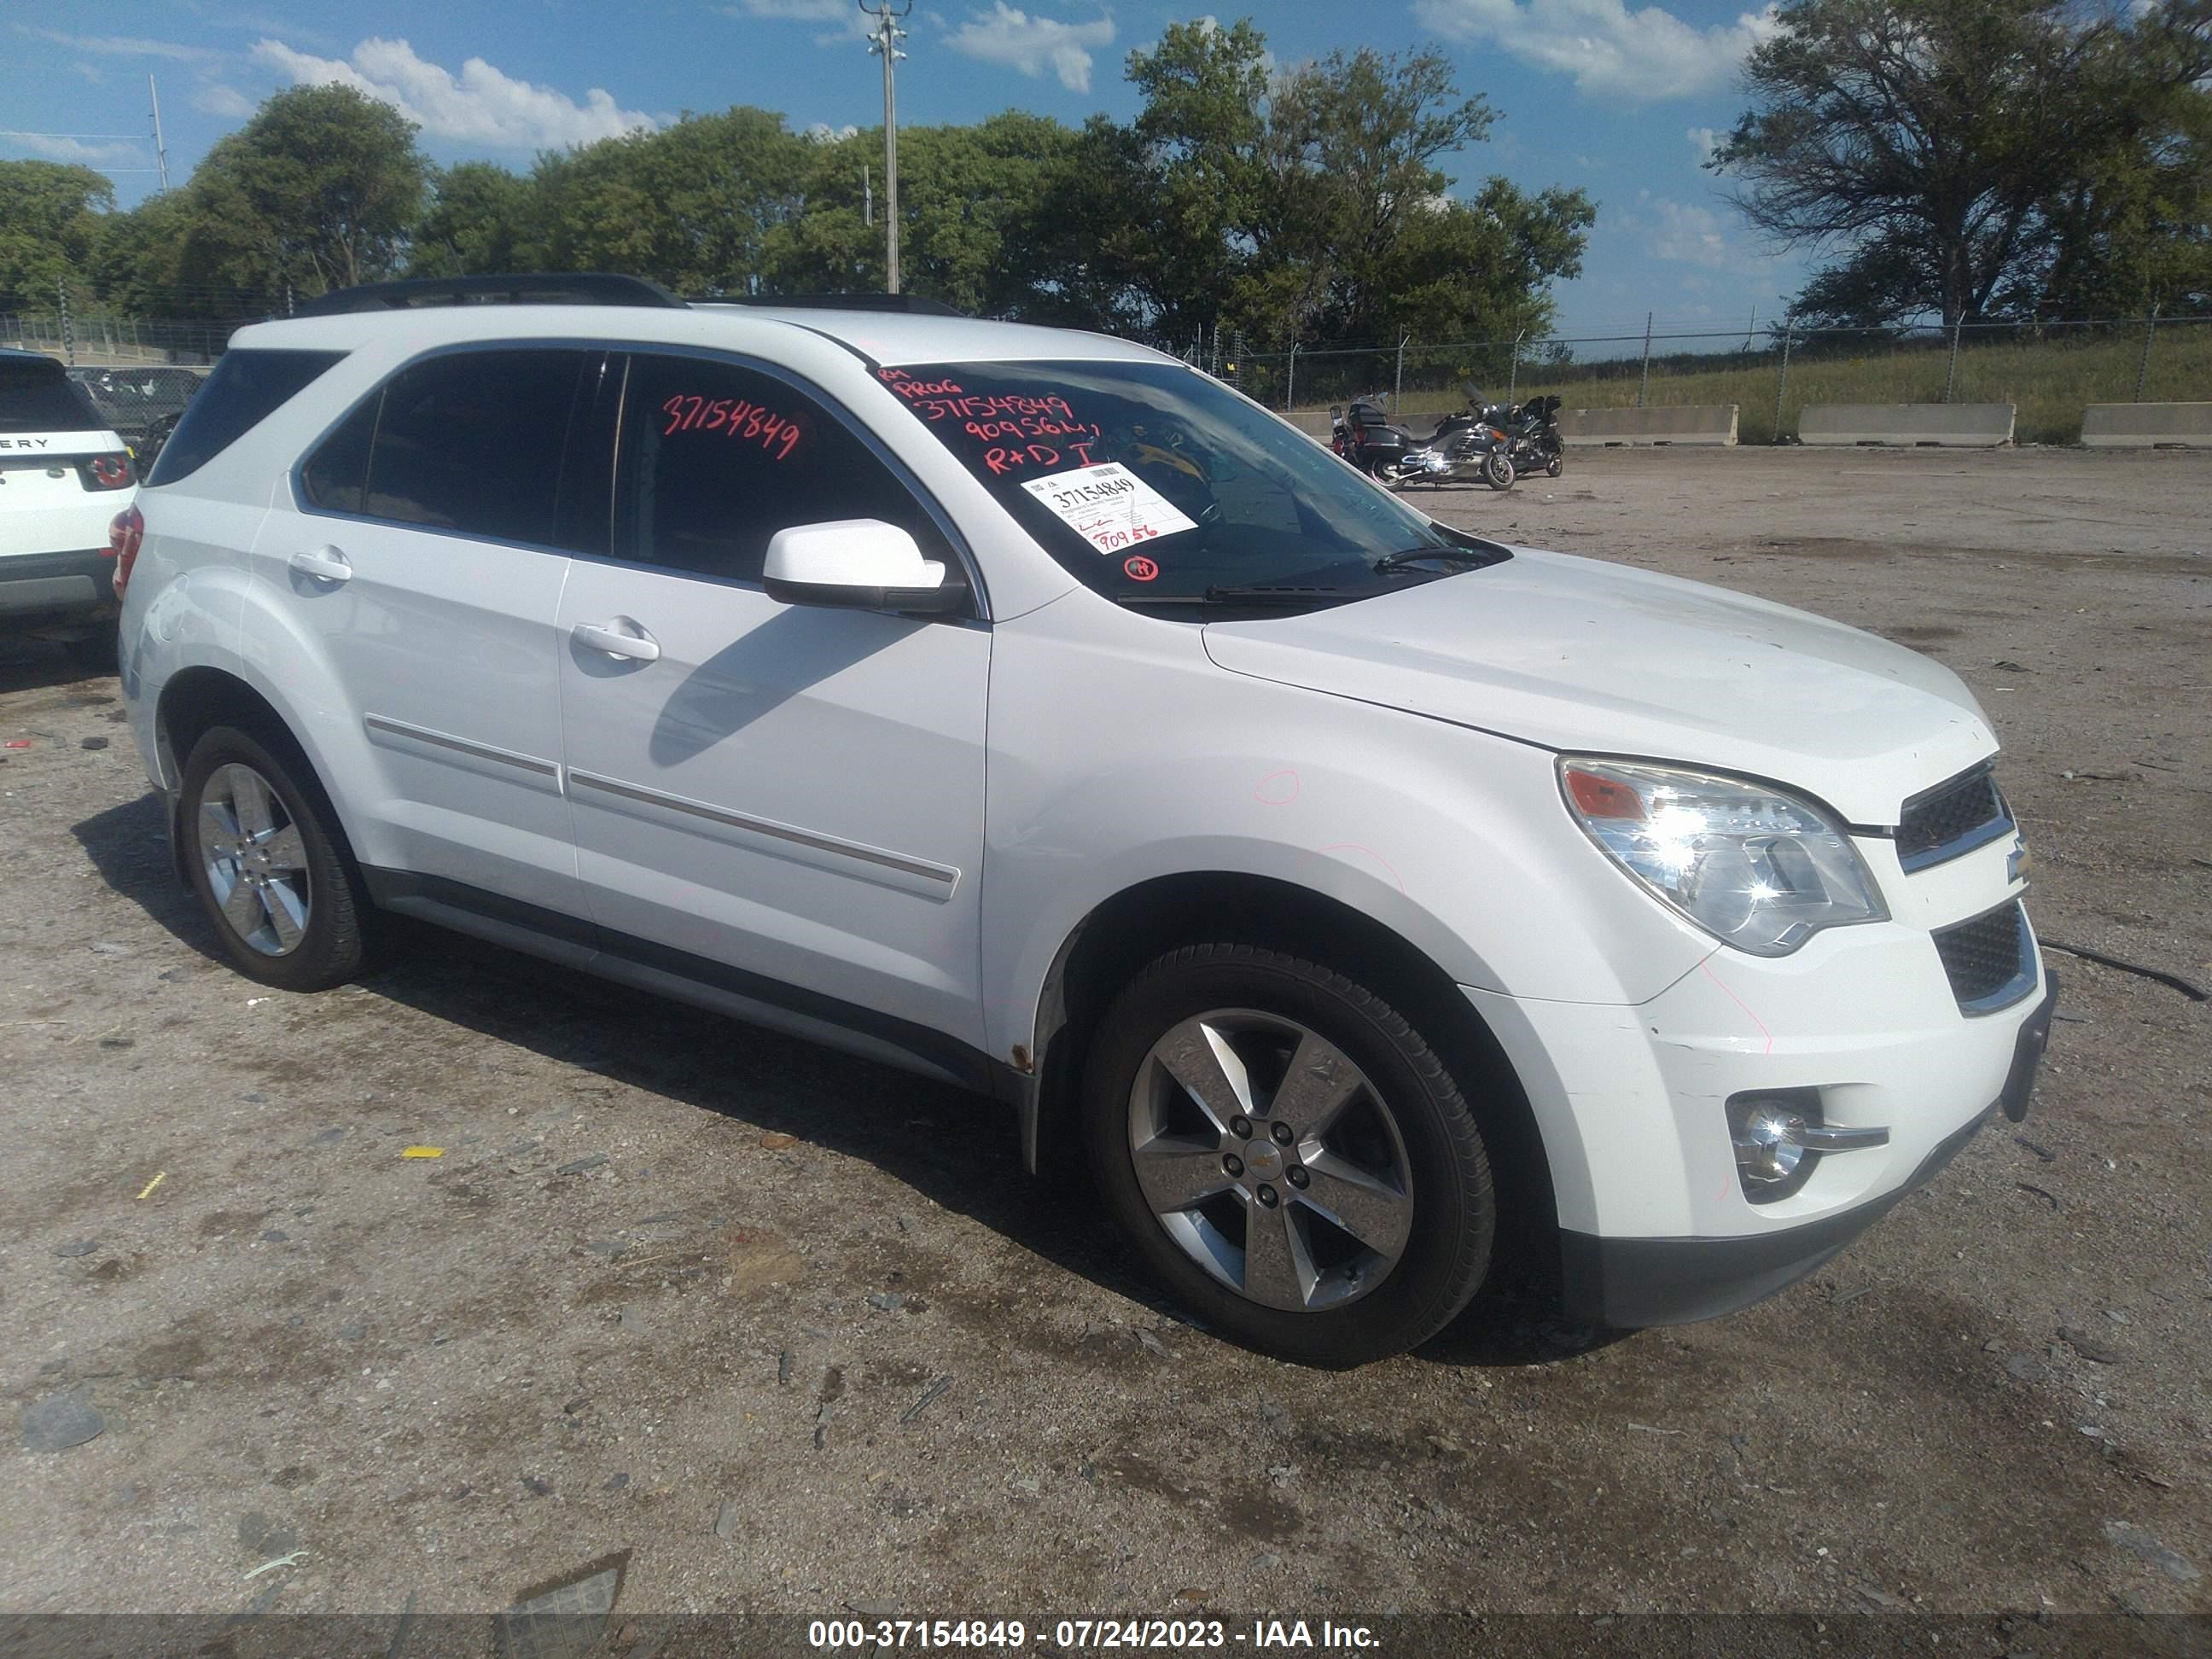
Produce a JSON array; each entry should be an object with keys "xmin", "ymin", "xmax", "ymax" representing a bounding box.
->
[
  {"xmin": 1555, "ymin": 405, "xmax": 1738, "ymax": 446},
  {"xmin": 1284, "ymin": 410, "xmax": 1337, "ymax": 441},
  {"xmin": 2079, "ymin": 402, "xmax": 2212, "ymax": 448},
  {"xmin": 1798, "ymin": 403, "xmax": 2015, "ymax": 446}
]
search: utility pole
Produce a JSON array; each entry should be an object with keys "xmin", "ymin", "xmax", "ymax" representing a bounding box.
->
[
  {"xmin": 148, "ymin": 73, "xmax": 171, "ymax": 193},
  {"xmin": 859, "ymin": 0, "xmax": 911, "ymax": 294},
  {"xmin": 1638, "ymin": 311, "xmax": 1653, "ymax": 409},
  {"xmin": 1773, "ymin": 317, "xmax": 1795, "ymax": 443},
  {"xmin": 2134, "ymin": 303, "xmax": 2159, "ymax": 403}
]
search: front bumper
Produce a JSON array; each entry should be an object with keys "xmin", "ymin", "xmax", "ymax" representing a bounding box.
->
[
  {"xmin": 1557, "ymin": 973, "xmax": 2054, "ymax": 1326},
  {"xmin": 1465, "ymin": 874, "xmax": 2056, "ymax": 1326},
  {"xmin": 0, "ymin": 548, "xmax": 114, "ymax": 626}
]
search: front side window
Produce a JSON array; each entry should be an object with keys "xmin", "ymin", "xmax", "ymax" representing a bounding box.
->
[
  {"xmin": 881, "ymin": 358, "xmax": 1501, "ymax": 612},
  {"xmin": 616, "ymin": 353, "xmax": 948, "ymax": 584},
  {"xmin": 146, "ymin": 349, "xmax": 343, "ymax": 484},
  {"xmin": 355, "ymin": 349, "xmax": 593, "ymax": 547}
]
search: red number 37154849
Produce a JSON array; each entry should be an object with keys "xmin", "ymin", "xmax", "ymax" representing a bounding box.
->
[{"xmin": 660, "ymin": 394, "xmax": 803, "ymax": 461}]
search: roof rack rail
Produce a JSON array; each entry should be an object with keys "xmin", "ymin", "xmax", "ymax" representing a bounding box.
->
[
  {"xmin": 702, "ymin": 292, "xmax": 968, "ymax": 318},
  {"xmin": 293, "ymin": 273, "xmax": 687, "ymax": 317}
]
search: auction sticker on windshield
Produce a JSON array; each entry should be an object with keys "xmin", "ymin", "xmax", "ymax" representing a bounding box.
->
[{"xmin": 1017, "ymin": 462, "xmax": 1197, "ymax": 555}]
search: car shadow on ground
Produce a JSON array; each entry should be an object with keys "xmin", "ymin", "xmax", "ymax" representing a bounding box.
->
[
  {"xmin": 73, "ymin": 787, "xmax": 1620, "ymax": 1371},
  {"xmin": 0, "ymin": 639, "xmax": 109, "ymax": 697}
]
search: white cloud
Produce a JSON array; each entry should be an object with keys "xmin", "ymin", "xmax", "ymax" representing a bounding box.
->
[
  {"xmin": 252, "ymin": 37, "xmax": 655, "ymax": 148},
  {"xmin": 726, "ymin": 0, "xmax": 876, "ymax": 44},
  {"xmin": 1646, "ymin": 197, "xmax": 1736, "ymax": 268},
  {"xmin": 1686, "ymin": 125, "xmax": 1720, "ymax": 164},
  {"xmin": 14, "ymin": 26, "xmax": 225, "ymax": 63},
  {"xmin": 948, "ymin": 3, "xmax": 1115, "ymax": 94},
  {"xmin": 1414, "ymin": 0, "xmax": 1778, "ymax": 102},
  {"xmin": 1, "ymin": 133, "xmax": 145, "ymax": 165},
  {"xmin": 194, "ymin": 82, "xmax": 257, "ymax": 118},
  {"xmin": 805, "ymin": 121, "xmax": 860, "ymax": 143}
]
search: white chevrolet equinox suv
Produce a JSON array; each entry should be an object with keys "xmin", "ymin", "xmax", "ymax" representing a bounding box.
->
[{"xmin": 119, "ymin": 276, "xmax": 2056, "ymax": 1365}]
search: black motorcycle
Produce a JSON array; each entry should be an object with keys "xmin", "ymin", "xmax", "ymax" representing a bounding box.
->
[{"xmin": 1504, "ymin": 394, "xmax": 1564, "ymax": 479}]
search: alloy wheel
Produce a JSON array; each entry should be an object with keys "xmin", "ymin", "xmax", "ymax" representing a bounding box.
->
[
  {"xmin": 197, "ymin": 762, "xmax": 312, "ymax": 957},
  {"xmin": 1126, "ymin": 1009, "xmax": 1414, "ymax": 1313}
]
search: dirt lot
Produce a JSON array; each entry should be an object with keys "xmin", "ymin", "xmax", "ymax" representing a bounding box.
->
[{"xmin": 3, "ymin": 447, "xmax": 2207, "ymax": 1630}]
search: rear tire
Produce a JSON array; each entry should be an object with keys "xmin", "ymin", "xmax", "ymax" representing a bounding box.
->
[
  {"xmin": 178, "ymin": 724, "xmax": 375, "ymax": 992},
  {"xmin": 1083, "ymin": 943, "xmax": 1496, "ymax": 1367}
]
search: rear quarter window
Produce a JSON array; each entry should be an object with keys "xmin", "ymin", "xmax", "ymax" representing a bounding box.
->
[
  {"xmin": 0, "ymin": 357, "xmax": 103, "ymax": 434},
  {"xmin": 147, "ymin": 348, "xmax": 346, "ymax": 486}
]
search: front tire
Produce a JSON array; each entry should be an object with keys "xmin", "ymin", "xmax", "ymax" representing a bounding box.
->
[
  {"xmin": 1482, "ymin": 451, "xmax": 1516, "ymax": 491},
  {"xmin": 1084, "ymin": 943, "xmax": 1496, "ymax": 1366},
  {"xmin": 179, "ymin": 724, "xmax": 374, "ymax": 992}
]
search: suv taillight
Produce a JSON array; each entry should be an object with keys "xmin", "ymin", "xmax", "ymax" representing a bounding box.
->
[
  {"xmin": 82, "ymin": 453, "xmax": 136, "ymax": 491},
  {"xmin": 106, "ymin": 505, "xmax": 144, "ymax": 598}
]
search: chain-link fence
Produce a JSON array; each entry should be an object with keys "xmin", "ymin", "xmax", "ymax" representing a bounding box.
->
[
  {"xmin": 1, "ymin": 311, "xmax": 238, "ymax": 367},
  {"xmin": 9, "ymin": 309, "xmax": 2205, "ymax": 446},
  {"xmin": 1232, "ymin": 316, "xmax": 2211, "ymax": 445}
]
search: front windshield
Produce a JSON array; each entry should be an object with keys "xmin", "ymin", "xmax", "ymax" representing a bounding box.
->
[{"xmin": 879, "ymin": 358, "xmax": 1504, "ymax": 608}]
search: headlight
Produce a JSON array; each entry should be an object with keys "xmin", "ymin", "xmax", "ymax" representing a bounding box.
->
[{"xmin": 1559, "ymin": 758, "xmax": 1887, "ymax": 957}]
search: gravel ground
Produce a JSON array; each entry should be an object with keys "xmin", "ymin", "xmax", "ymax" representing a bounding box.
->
[{"xmin": 2, "ymin": 447, "xmax": 2206, "ymax": 1627}]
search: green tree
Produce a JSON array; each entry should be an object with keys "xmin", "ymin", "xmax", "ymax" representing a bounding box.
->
[
  {"xmin": 1023, "ymin": 18, "xmax": 1589, "ymax": 350},
  {"xmin": 1266, "ymin": 44, "xmax": 1499, "ymax": 341},
  {"xmin": 1716, "ymin": 0, "xmax": 2212, "ymax": 324},
  {"xmin": 533, "ymin": 108, "xmax": 807, "ymax": 292},
  {"xmin": 0, "ymin": 160, "xmax": 113, "ymax": 311},
  {"xmin": 764, "ymin": 114, "xmax": 1082, "ymax": 313},
  {"xmin": 409, "ymin": 162, "xmax": 541, "ymax": 277},
  {"xmin": 188, "ymin": 84, "xmax": 430, "ymax": 296}
]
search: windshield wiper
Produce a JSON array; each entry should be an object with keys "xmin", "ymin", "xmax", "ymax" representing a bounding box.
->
[
  {"xmin": 1373, "ymin": 545, "xmax": 1493, "ymax": 574},
  {"xmin": 1118, "ymin": 584, "xmax": 1353, "ymax": 608}
]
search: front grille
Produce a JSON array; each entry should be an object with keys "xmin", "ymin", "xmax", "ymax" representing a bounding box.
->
[
  {"xmin": 1897, "ymin": 765, "xmax": 2010, "ymax": 870},
  {"xmin": 1933, "ymin": 900, "xmax": 2035, "ymax": 1013}
]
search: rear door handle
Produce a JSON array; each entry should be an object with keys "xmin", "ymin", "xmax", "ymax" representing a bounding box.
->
[
  {"xmin": 572, "ymin": 619, "xmax": 661, "ymax": 662},
  {"xmin": 288, "ymin": 545, "xmax": 352, "ymax": 583}
]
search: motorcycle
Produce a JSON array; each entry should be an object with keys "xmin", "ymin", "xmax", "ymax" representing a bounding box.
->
[
  {"xmin": 1499, "ymin": 394, "xmax": 1564, "ymax": 479},
  {"xmin": 1330, "ymin": 395, "xmax": 1515, "ymax": 491}
]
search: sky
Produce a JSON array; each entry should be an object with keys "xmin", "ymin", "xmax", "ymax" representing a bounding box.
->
[{"xmin": 1, "ymin": 0, "xmax": 1808, "ymax": 342}]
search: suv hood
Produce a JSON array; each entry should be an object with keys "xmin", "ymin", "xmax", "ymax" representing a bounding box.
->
[{"xmin": 1201, "ymin": 548, "xmax": 1994, "ymax": 825}]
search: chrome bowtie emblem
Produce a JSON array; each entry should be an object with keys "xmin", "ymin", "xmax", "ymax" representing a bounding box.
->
[{"xmin": 2006, "ymin": 837, "xmax": 2029, "ymax": 884}]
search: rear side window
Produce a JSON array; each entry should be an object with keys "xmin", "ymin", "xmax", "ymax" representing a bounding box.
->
[
  {"xmin": 615, "ymin": 352, "xmax": 946, "ymax": 583},
  {"xmin": 345, "ymin": 350, "xmax": 591, "ymax": 548},
  {"xmin": 147, "ymin": 349, "xmax": 344, "ymax": 485},
  {"xmin": 300, "ymin": 397, "xmax": 377, "ymax": 515},
  {"xmin": 0, "ymin": 357, "xmax": 103, "ymax": 434}
]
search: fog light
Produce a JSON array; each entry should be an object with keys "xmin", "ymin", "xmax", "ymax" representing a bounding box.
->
[
  {"xmin": 1726, "ymin": 1089, "xmax": 1891, "ymax": 1204},
  {"xmin": 1732, "ymin": 1099, "xmax": 1808, "ymax": 1188}
]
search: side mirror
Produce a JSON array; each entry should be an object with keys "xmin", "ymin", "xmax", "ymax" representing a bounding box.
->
[{"xmin": 761, "ymin": 518, "xmax": 966, "ymax": 615}]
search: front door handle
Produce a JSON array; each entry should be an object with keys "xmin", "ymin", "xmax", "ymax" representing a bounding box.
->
[
  {"xmin": 573, "ymin": 618, "xmax": 661, "ymax": 662},
  {"xmin": 288, "ymin": 545, "xmax": 352, "ymax": 583}
]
